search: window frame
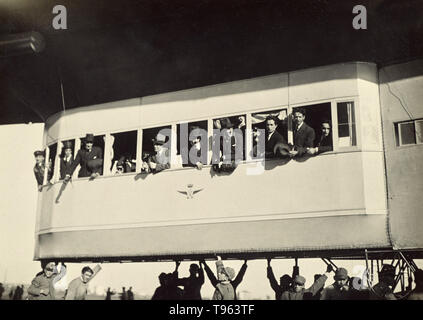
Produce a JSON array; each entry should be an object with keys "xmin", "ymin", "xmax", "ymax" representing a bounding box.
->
[{"xmin": 394, "ymin": 118, "xmax": 423, "ymax": 148}]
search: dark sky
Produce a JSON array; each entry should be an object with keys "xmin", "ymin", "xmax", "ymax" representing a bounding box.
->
[{"xmin": 1, "ymin": 0, "xmax": 422, "ymax": 124}]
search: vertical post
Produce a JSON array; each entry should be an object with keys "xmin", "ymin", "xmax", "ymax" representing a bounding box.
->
[
  {"xmin": 331, "ymin": 101, "xmax": 339, "ymax": 152},
  {"xmin": 171, "ymin": 124, "xmax": 177, "ymax": 167},
  {"xmin": 103, "ymin": 134, "xmax": 112, "ymax": 176},
  {"xmin": 43, "ymin": 146, "xmax": 50, "ymax": 185},
  {"xmin": 245, "ymin": 113, "xmax": 253, "ymax": 161},
  {"xmin": 207, "ymin": 119, "xmax": 213, "ymax": 165},
  {"xmin": 136, "ymin": 129, "xmax": 143, "ymax": 172},
  {"xmin": 73, "ymin": 138, "xmax": 81, "ymax": 179},
  {"xmin": 54, "ymin": 141, "xmax": 63, "ymax": 182}
]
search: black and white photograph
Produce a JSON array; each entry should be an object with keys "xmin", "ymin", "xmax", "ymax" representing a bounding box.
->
[{"xmin": 0, "ymin": 0, "xmax": 423, "ymax": 313}]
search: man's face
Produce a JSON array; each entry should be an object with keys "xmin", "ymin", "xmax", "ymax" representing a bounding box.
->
[
  {"xmin": 154, "ymin": 143, "xmax": 161, "ymax": 153},
  {"xmin": 321, "ymin": 123, "xmax": 331, "ymax": 137},
  {"xmin": 64, "ymin": 148, "xmax": 72, "ymax": 157},
  {"xmin": 44, "ymin": 262, "xmax": 55, "ymax": 278},
  {"xmin": 85, "ymin": 141, "xmax": 93, "ymax": 151},
  {"xmin": 335, "ymin": 278, "xmax": 348, "ymax": 288},
  {"xmin": 82, "ymin": 271, "xmax": 93, "ymax": 283},
  {"xmin": 293, "ymin": 112, "xmax": 305, "ymax": 126},
  {"xmin": 191, "ymin": 137, "xmax": 200, "ymax": 146},
  {"xmin": 293, "ymin": 282, "xmax": 304, "ymax": 293},
  {"xmin": 266, "ymin": 120, "xmax": 277, "ymax": 134},
  {"xmin": 218, "ymin": 271, "xmax": 229, "ymax": 281},
  {"xmin": 35, "ymin": 155, "xmax": 45, "ymax": 164}
]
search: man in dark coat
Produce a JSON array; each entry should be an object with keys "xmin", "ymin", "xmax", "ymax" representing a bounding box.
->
[
  {"xmin": 263, "ymin": 116, "xmax": 289, "ymax": 159},
  {"xmin": 308, "ymin": 120, "xmax": 333, "ymax": 155},
  {"xmin": 201, "ymin": 258, "xmax": 248, "ymax": 300},
  {"xmin": 174, "ymin": 261, "xmax": 205, "ymax": 300},
  {"xmin": 182, "ymin": 125, "xmax": 208, "ymax": 170},
  {"xmin": 65, "ymin": 133, "xmax": 103, "ymax": 180},
  {"xmin": 33, "ymin": 150, "xmax": 52, "ymax": 191},
  {"xmin": 60, "ymin": 141, "xmax": 74, "ymax": 179},
  {"xmin": 290, "ymin": 108, "xmax": 315, "ymax": 157},
  {"xmin": 266, "ymin": 258, "xmax": 292, "ymax": 300}
]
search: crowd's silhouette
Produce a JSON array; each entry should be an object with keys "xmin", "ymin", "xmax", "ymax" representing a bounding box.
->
[{"xmin": 1, "ymin": 257, "xmax": 423, "ymax": 300}]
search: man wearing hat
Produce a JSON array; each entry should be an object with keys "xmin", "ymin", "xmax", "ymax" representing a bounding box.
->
[
  {"xmin": 280, "ymin": 264, "xmax": 333, "ymax": 300},
  {"xmin": 212, "ymin": 117, "xmax": 241, "ymax": 173},
  {"xmin": 266, "ymin": 258, "xmax": 292, "ymax": 300},
  {"xmin": 369, "ymin": 264, "xmax": 397, "ymax": 300},
  {"xmin": 60, "ymin": 140, "xmax": 74, "ymax": 180},
  {"xmin": 201, "ymin": 257, "xmax": 248, "ymax": 300},
  {"xmin": 320, "ymin": 267, "xmax": 352, "ymax": 300},
  {"xmin": 64, "ymin": 133, "xmax": 103, "ymax": 180},
  {"xmin": 33, "ymin": 150, "xmax": 52, "ymax": 191},
  {"xmin": 146, "ymin": 133, "xmax": 170, "ymax": 173},
  {"xmin": 182, "ymin": 125, "xmax": 208, "ymax": 170},
  {"xmin": 27, "ymin": 261, "xmax": 67, "ymax": 300}
]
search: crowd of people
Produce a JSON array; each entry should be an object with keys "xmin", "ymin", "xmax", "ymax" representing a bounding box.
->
[
  {"xmin": 17, "ymin": 258, "xmax": 423, "ymax": 301},
  {"xmin": 33, "ymin": 109, "xmax": 333, "ymax": 189}
]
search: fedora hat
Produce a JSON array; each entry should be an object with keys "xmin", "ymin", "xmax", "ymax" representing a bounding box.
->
[
  {"xmin": 219, "ymin": 118, "xmax": 234, "ymax": 129},
  {"xmin": 152, "ymin": 132, "xmax": 167, "ymax": 145},
  {"xmin": 85, "ymin": 133, "xmax": 94, "ymax": 143}
]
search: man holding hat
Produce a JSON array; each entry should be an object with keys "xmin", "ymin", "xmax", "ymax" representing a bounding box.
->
[
  {"xmin": 369, "ymin": 264, "xmax": 397, "ymax": 300},
  {"xmin": 65, "ymin": 133, "xmax": 103, "ymax": 180},
  {"xmin": 320, "ymin": 267, "xmax": 351, "ymax": 300},
  {"xmin": 280, "ymin": 264, "xmax": 333, "ymax": 300},
  {"xmin": 27, "ymin": 261, "xmax": 67, "ymax": 300},
  {"xmin": 60, "ymin": 140, "xmax": 74, "ymax": 180},
  {"xmin": 33, "ymin": 150, "xmax": 52, "ymax": 191}
]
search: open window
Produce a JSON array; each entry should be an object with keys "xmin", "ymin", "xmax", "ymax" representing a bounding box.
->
[
  {"xmin": 76, "ymin": 134, "xmax": 105, "ymax": 177},
  {"xmin": 142, "ymin": 125, "xmax": 172, "ymax": 168},
  {"xmin": 293, "ymin": 102, "xmax": 332, "ymax": 151},
  {"xmin": 337, "ymin": 101, "xmax": 357, "ymax": 147},
  {"xmin": 251, "ymin": 108, "xmax": 287, "ymax": 158},
  {"xmin": 177, "ymin": 120, "xmax": 208, "ymax": 168},
  {"xmin": 110, "ymin": 130, "xmax": 137, "ymax": 174},
  {"xmin": 47, "ymin": 143, "xmax": 57, "ymax": 182},
  {"xmin": 395, "ymin": 118, "xmax": 423, "ymax": 146},
  {"xmin": 212, "ymin": 115, "xmax": 247, "ymax": 163},
  {"xmin": 59, "ymin": 139, "xmax": 75, "ymax": 180}
]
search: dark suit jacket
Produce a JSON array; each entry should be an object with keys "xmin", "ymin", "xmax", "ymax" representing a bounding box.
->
[
  {"xmin": 293, "ymin": 122, "xmax": 315, "ymax": 154},
  {"xmin": 60, "ymin": 156, "xmax": 74, "ymax": 179},
  {"xmin": 265, "ymin": 130, "xmax": 287, "ymax": 158},
  {"xmin": 67, "ymin": 146, "xmax": 103, "ymax": 178},
  {"xmin": 316, "ymin": 133, "xmax": 333, "ymax": 154}
]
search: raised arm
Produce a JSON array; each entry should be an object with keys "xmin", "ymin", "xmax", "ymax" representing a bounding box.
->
[
  {"xmin": 53, "ymin": 263, "xmax": 67, "ymax": 285},
  {"xmin": 232, "ymin": 260, "xmax": 248, "ymax": 288},
  {"xmin": 307, "ymin": 265, "xmax": 332, "ymax": 296},
  {"xmin": 201, "ymin": 260, "xmax": 219, "ymax": 287},
  {"xmin": 66, "ymin": 150, "xmax": 82, "ymax": 176},
  {"xmin": 266, "ymin": 259, "xmax": 280, "ymax": 293}
]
